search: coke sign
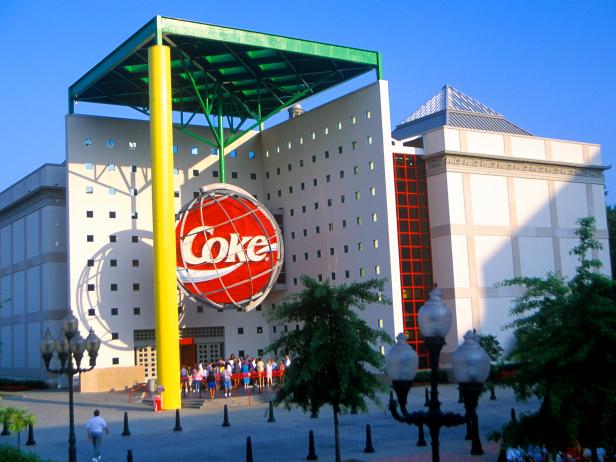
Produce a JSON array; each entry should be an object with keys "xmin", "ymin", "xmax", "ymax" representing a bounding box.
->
[{"xmin": 176, "ymin": 183, "xmax": 283, "ymax": 310}]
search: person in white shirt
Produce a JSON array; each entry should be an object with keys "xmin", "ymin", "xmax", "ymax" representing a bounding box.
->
[{"xmin": 85, "ymin": 409, "xmax": 109, "ymax": 461}]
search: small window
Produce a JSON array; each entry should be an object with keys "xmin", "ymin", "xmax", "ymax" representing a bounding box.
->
[
  {"xmin": 250, "ymin": 173, "xmax": 257, "ymax": 180},
  {"xmin": 356, "ymin": 217, "xmax": 362, "ymax": 225},
  {"xmin": 133, "ymin": 283, "xmax": 140, "ymax": 291},
  {"xmin": 341, "ymin": 195, "xmax": 346, "ymax": 204},
  {"xmin": 130, "ymin": 188, "xmax": 138, "ymax": 196},
  {"xmin": 173, "ymin": 168, "xmax": 179, "ymax": 176},
  {"xmin": 327, "ymin": 198, "xmax": 332, "ymax": 207},
  {"xmin": 87, "ymin": 259, "xmax": 94, "ymax": 267},
  {"xmin": 371, "ymin": 212, "xmax": 378, "ymax": 222},
  {"xmin": 229, "ymin": 150, "xmax": 237, "ymax": 158},
  {"xmin": 375, "ymin": 265, "xmax": 381, "ymax": 275},
  {"xmin": 299, "ymin": 159, "xmax": 304, "ymax": 167},
  {"xmin": 292, "ymin": 254, "xmax": 297, "ymax": 262},
  {"xmin": 345, "ymin": 270, "xmax": 350, "ymax": 279},
  {"xmin": 331, "ymin": 272, "xmax": 336, "ymax": 281},
  {"xmin": 338, "ymin": 146, "xmax": 343, "ymax": 154},
  {"xmin": 129, "ymin": 141, "xmax": 137, "ymax": 150},
  {"xmin": 273, "ymin": 326, "xmax": 277, "ymax": 333},
  {"xmin": 289, "ymin": 186, "xmax": 293, "ymax": 194},
  {"xmin": 358, "ymin": 243, "xmax": 364, "ymax": 252},
  {"xmin": 193, "ymin": 169, "xmax": 200, "ymax": 177},
  {"xmin": 293, "ymin": 277, "xmax": 298, "ymax": 285},
  {"xmin": 313, "ymin": 179, "xmax": 318, "ymax": 186},
  {"xmin": 110, "ymin": 259, "xmax": 117, "ymax": 267},
  {"xmin": 109, "ymin": 235, "xmax": 117, "ymax": 243},
  {"xmin": 315, "ymin": 226, "xmax": 320, "ymax": 234},
  {"xmin": 84, "ymin": 138, "xmax": 93, "ymax": 147},
  {"xmin": 132, "ymin": 212, "xmax": 138, "ymax": 221},
  {"xmin": 355, "ymin": 191, "xmax": 361, "ymax": 200},
  {"xmin": 318, "ymin": 274, "xmax": 323, "ymax": 282},
  {"xmin": 323, "ymin": 127, "xmax": 329, "ymax": 135},
  {"xmin": 303, "ymin": 229, "xmax": 307, "ymax": 237},
  {"xmin": 266, "ymin": 171, "xmax": 270, "ymax": 179},
  {"xmin": 359, "ymin": 268, "xmax": 365, "ymax": 277},
  {"xmin": 106, "ymin": 139, "xmax": 115, "ymax": 148},
  {"xmin": 107, "ymin": 163, "xmax": 115, "ymax": 171},
  {"xmin": 380, "ymin": 346, "xmax": 385, "ymax": 355},
  {"xmin": 131, "ymin": 165, "xmax": 137, "ymax": 173},
  {"xmin": 265, "ymin": 150, "xmax": 270, "ymax": 158},
  {"xmin": 231, "ymin": 172, "xmax": 238, "ymax": 179},
  {"xmin": 86, "ymin": 235, "xmax": 94, "ymax": 242},
  {"xmin": 132, "ymin": 236, "xmax": 139, "ymax": 243},
  {"xmin": 367, "ymin": 136, "xmax": 373, "ymax": 145},
  {"xmin": 339, "ymin": 170, "xmax": 344, "ymax": 179},
  {"xmin": 108, "ymin": 187, "xmax": 116, "ymax": 195},
  {"xmin": 291, "ymin": 232, "xmax": 295, "ymax": 239},
  {"xmin": 276, "ymin": 168, "xmax": 281, "ymax": 175},
  {"xmin": 238, "ymin": 327, "xmax": 244, "ymax": 335},
  {"xmin": 85, "ymin": 162, "xmax": 94, "ymax": 170},
  {"xmin": 299, "ymin": 137, "xmax": 304, "ymax": 145},
  {"xmin": 378, "ymin": 319, "xmax": 384, "ymax": 329},
  {"xmin": 287, "ymin": 141, "xmax": 292, "ymax": 150},
  {"xmin": 370, "ymin": 187, "xmax": 376, "ymax": 196},
  {"xmin": 354, "ymin": 166, "xmax": 359, "ymax": 174},
  {"xmin": 301, "ymin": 182, "xmax": 305, "ymax": 190},
  {"xmin": 87, "ymin": 284, "xmax": 95, "ymax": 291},
  {"xmin": 287, "ymin": 163, "xmax": 292, "ymax": 172},
  {"xmin": 109, "ymin": 211, "xmax": 116, "ymax": 218},
  {"xmin": 249, "ymin": 151, "xmax": 255, "ymax": 159},
  {"xmin": 133, "ymin": 307, "xmax": 141, "ymax": 315},
  {"xmin": 312, "ymin": 155, "xmax": 316, "ymax": 163},
  {"xmin": 257, "ymin": 326, "xmax": 263, "ymax": 334},
  {"xmin": 325, "ymin": 150, "xmax": 330, "ymax": 159},
  {"xmin": 337, "ymin": 121, "xmax": 342, "ymax": 130},
  {"xmin": 342, "ymin": 219, "xmax": 347, "ymax": 228},
  {"xmin": 302, "ymin": 205, "xmax": 306, "ymax": 214},
  {"xmin": 304, "ymin": 252, "xmax": 309, "ymax": 260},
  {"xmin": 369, "ymin": 161, "xmax": 375, "ymax": 170},
  {"xmin": 173, "ymin": 145, "xmax": 179, "ymax": 154},
  {"xmin": 112, "ymin": 358, "xmax": 119, "ymax": 365},
  {"xmin": 86, "ymin": 186, "xmax": 93, "ymax": 194},
  {"xmin": 351, "ymin": 116, "xmax": 357, "ymax": 125},
  {"xmin": 314, "ymin": 202, "xmax": 319, "ymax": 210},
  {"xmin": 196, "ymin": 305, "xmax": 204, "ymax": 313},
  {"xmin": 267, "ymin": 193, "xmax": 271, "ymax": 200},
  {"xmin": 326, "ymin": 174, "xmax": 331, "ymax": 183},
  {"xmin": 88, "ymin": 309, "xmax": 95, "ymax": 316},
  {"xmin": 328, "ymin": 223, "xmax": 333, "ymax": 231},
  {"xmin": 373, "ymin": 239, "xmax": 379, "ymax": 249},
  {"xmin": 277, "ymin": 190, "xmax": 282, "ymax": 197},
  {"xmin": 365, "ymin": 111, "xmax": 371, "ymax": 119},
  {"xmin": 311, "ymin": 131, "xmax": 316, "ymax": 140},
  {"xmin": 132, "ymin": 259, "xmax": 139, "ymax": 267},
  {"xmin": 276, "ymin": 145, "xmax": 280, "ymax": 154},
  {"xmin": 344, "ymin": 245, "xmax": 349, "ymax": 253},
  {"xmin": 316, "ymin": 250, "xmax": 322, "ymax": 258},
  {"xmin": 352, "ymin": 141, "xmax": 357, "ymax": 150},
  {"xmin": 111, "ymin": 308, "xmax": 118, "ymax": 316},
  {"xmin": 191, "ymin": 146, "xmax": 199, "ymax": 155},
  {"xmin": 213, "ymin": 170, "xmax": 219, "ymax": 178},
  {"xmin": 329, "ymin": 248, "xmax": 335, "ymax": 255},
  {"xmin": 174, "ymin": 191, "xmax": 180, "ymax": 198},
  {"xmin": 86, "ymin": 210, "xmax": 94, "ymax": 218},
  {"xmin": 290, "ymin": 209, "xmax": 295, "ymax": 217},
  {"xmin": 110, "ymin": 284, "xmax": 118, "ymax": 291}
]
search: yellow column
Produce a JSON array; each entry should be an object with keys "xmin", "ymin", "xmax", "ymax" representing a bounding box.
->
[{"xmin": 148, "ymin": 45, "xmax": 181, "ymax": 410}]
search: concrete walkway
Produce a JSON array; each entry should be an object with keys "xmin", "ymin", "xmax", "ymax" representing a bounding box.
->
[{"xmin": 0, "ymin": 384, "xmax": 540, "ymax": 462}]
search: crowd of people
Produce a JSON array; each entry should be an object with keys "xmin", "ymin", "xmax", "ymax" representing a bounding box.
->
[{"xmin": 180, "ymin": 354, "xmax": 291, "ymax": 398}]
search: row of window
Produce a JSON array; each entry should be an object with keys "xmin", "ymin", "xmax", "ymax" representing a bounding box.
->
[
  {"xmin": 87, "ymin": 258, "xmax": 139, "ymax": 267},
  {"xmin": 87, "ymin": 283, "xmax": 142, "ymax": 291},
  {"xmin": 289, "ymin": 265, "xmax": 381, "ymax": 286},
  {"xmin": 86, "ymin": 235, "xmax": 140, "ymax": 243},
  {"xmin": 287, "ymin": 213, "xmax": 378, "ymax": 240},
  {"xmin": 88, "ymin": 307, "xmax": 142, "ymax": 316},
  {"xmin": 290, "ymin": 241, "xmax": 379, "ymax": 262}
]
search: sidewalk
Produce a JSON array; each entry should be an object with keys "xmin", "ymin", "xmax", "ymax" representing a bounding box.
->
[{"xmin": 0, "ymin": 384, "xmax": 540, "ymax": 462}]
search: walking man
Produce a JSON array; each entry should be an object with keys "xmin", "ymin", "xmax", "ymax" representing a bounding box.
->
[{"xmin": 86, "ymin": 409, "xmax": 109, "ymax": 461}]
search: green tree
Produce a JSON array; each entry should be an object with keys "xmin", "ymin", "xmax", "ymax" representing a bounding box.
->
[
  {"xmin": 267, "ymin": 276, "xmax": 392, "ymax": 462},
  {"xmin": 606, "ymin": 204, "xmax": 616, "ymax": 277},
  {"xmin": 477, "ymin": 334, "xmax": 504, "ymax": 396},
  {"xmin": 0, "ymin": 407, "xmax": 36, "ymax": 449},
  {"xmin": 500, "ymin": 217, "xmax": 616, "ymax": 460}
]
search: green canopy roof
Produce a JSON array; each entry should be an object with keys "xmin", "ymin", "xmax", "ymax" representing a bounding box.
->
[{"xmin": 69, "ymin": 16, "xmax": 382, "ymax": 121}]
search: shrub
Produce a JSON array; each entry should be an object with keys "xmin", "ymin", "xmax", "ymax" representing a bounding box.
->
[{"xmin": 0, "ymin": 445, "xmax": 52, "ymax": 462}]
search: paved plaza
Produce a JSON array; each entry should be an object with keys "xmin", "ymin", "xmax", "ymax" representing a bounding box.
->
[{"xmin": 0, "ymin": 384, "xmax": 540, "ymax": 461}]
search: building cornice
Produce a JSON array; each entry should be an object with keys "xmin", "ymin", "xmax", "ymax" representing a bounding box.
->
[{"xmin": 425, "ymin": 151, "xmax": 607, "ymax": 183}]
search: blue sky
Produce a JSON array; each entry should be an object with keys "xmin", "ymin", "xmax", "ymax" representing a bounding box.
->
[{"xmin": 1, "ymin": 1, "xmax": 615, "ymax": 201}]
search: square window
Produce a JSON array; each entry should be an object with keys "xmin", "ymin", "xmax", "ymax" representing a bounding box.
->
[
  {"xmin": 196, "ymin": 305, "xmax": 203, "ymax": 313},
  {"xmin": 87, "ymin": 259, "xmax": 94, "ymax": 267},
  {"xmin": 133, "ymin": 283, "xmax": 140, "ymax": 291},
  {"xmin": 331, "ymin": 272, "xmax": 336, "ymax": 280},
  {"xmin": 109, "ymin": 211, "xmax": 116, "ymax": 218},
  {"xmin": 132, "ymin": 235, "xmax": 139, "ymax": 243},
  {"xmin": 292, "ymin": 255, "xmax": 297, "ymax": 262},
  {"xmin": 318, "ymin": 274, "xmax": 323, "ymax": 282},
  {"xmin": 373, "ymin": 239, "xmax": 379, "ymax": 249},
  {"xmin": 313, "ymin": 179, "xmax": 318, "ymax": 186},
  {"xmin": 87, "ymin": 284, "xmax": 95, "ymax": 291},
  {"xmin": 299, "ymin": 159, "xmax": 304, "ymax": 167},
  {"xmin": 110, "ymin": 259, "xmax": 117, "ymax": 267},
  {"xmin": 330, "ymin": 248, "xmax": 335, "ymax": 255},
  {"xmin": 231, "ymin": 172, "xmax": 238, "ymax": 179},
  {"xmin": 86, "ymin": 186, "xmax": 93, "ymax": 194},
  {"xmin": 133, "ymin": 307, "xmax": 141, "ymax": 315},
  {"xmin": 112, "ymin": 358, "xmax": 119, "ymax": 365},
  {"xmin": 86, "ymin": 210, "xmax": 94, "ymax": 218},
  {"xmin": 354, "ymin": 166, "xmax": 359, "ymax": 174},
  {"xmin": 328, "ymin": 223, "xmax": 333, "ymax": 231},
  {"xmin": 345, "ymin": 270, "xmax": 350, "ymax": 278},
  {"xmin": 173, "ymin": 145, "xmax": 179, "ymax": 154},
  {"xmin": 238, "ymin": 327, "xmax": 244, "ymax": 335},
  {"xmin": 371, "ymin": 212, "xmax": 377, "ymax": 222},
  {"xmin": 174, "ymin": 191, "xmax": 180, "ymax": 198},
  {"xmin": 87, "ymin": 235, "xmax": 94, "ymax": 242},
  {"xmin": 316, "ymin": 250, "xmax": 322, "ymax": 258},
  {"xmin": 109, "ymin": 235, "xmax": 117, "ymax": 243},
  {"xmin": 359, "ymin": 268, "xmax": 365, "ymax": 277},
  {"xmin": 88, "ymin": 309, "xmax": 96, "ymax": 316},
  {"xmin": 370, "ymin": 187, "xmax": 376, "ymax": 196},
  {"xmin": 111, "ymin": 284, "xmax": 118, "ymax": 291},
  {"xmin": 250, "ymin": 173, "xmax": 257, "ymax": 180},
  {"xmin": 111, "ymin": 308, "xmax": 118, "ymax": 316},
  {"xmin": 367, "ymin": 136, "xmax": 373, "ymax": 145},
  {"xmin": 344, "ymin": 245, "xmax": 349, "ymax": 253},
  {"xmin": 288, "ymin": 163, "xmax": 292, "ymax": 171},
  {"xmin": 342, "ymin": 219, "xmax": 347, "ymax": 228},
  {"xmin": 230, "ymin": 150, "xmax": 237, "ymax": 158},
  {"xmin": 338, "ymin": 146, "xmax": 343, "ymax": 154},
  {"xmin": 339, "ymin": 170, "xmax": 344, "ymax": 179},
  {"xmin": 315, "ymin": 226, "xmax": 320, "ymax": 234},
  {"xmin": 193, "ymin": 169, "xmax": 199, "ymax": 176},
  {"xmin": 213, "ymin": 170, "xmax": 219, "ymax": 178},
  {"xmin": 191, "ymin": 146, "xmax": 199, "ymax": 155},
  {"xmin": 131, "ymin": 165, "xmax": 137, "ymax": 173},
  {"xmin": 326, "ymin": 174, "xmax": 331, "ymax": 183},
  {"xmin": 107, "ymin": 163, "xmax": 115, "ymax": 171},
  {"xmin": 249, "ymin": 151, "xmax": 255, "ymax": 159},
  {"xmin": 108, "ymin": 187, "xmax": 116, "ymax": 195},
  {"xmin": 369, "ymin": 161, "xmax": 375, "ymax": 170},
  {"xmin": 132, "ymin": 259, "xmax": 139, "ymax": 267},
  {"xmin": 129, "ymin": 141, "xmax": 137, "ymax": 150},
  {"xmin": 257, "ymin": 326, "xmax": 263, "ymax": 334},
  {"xmin": 325, "ymin": 150, "xmax": 330, "ymax": 159},
  {"xmin": 85, "ymin": 162, "xmax": 94, "ymax": 170}
]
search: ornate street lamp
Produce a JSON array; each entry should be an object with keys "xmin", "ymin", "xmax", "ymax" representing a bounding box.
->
[
  {"xmin": 386, "ymin": 287, "xmax": 491, "ymax": 462},
  {"xmin": 40, "ymin": 312, "xmax": 100, "ymax": 462}
]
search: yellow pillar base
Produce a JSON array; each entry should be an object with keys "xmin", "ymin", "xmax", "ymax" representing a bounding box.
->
[{"xmin": 148, "ymin": 44, "xmax": 181, "ymax": 410}]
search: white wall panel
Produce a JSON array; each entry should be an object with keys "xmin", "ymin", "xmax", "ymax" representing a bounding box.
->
[
  {"xmin": 451, "ymin": 235, "xmax": 471, "ymax": 288},
  {"xmin": 41, "ymin": 206, "xmax": 66, "ymax": 253},
  {"xmin": 12, "ymin": 218, "xmax": 24, "ymax": 264},
  {"xmin": 559, "ymin": 237, "xmax": 579, "ymax": 279},
  {"xmin": 26, "ymin": 211, "xmax": 40, "ymax": 259},
  {"xmin": 13, "ymin": 323, "xmax": 25, "ymax": 368},
  {"xmin": 554, "ymin": 181, "xmax": 588, "ymax": 228},
  {"xmin": 475, "ymin": 235, "xmax": 514, "ymax": 287},
  {"xmin": 453, "ymin": 297, "xmax": 474, "ymax": 343},
  {"xmin": 514, "ymin": 178, "xmax": 551, "ymax": 227},
  {"xmin": 427, "ymin": 173, "xmax": 449, "ymax": 227},
  {"xmin": 447, "ymin": 172, "xmax": 466, "ymax": 225},
  {"xmin": 470, "ymin": 174, "xmax": 510, "ymax": 226},
  {"xmin": 591, "ymin": 184, "xmax": 608, "ymax": 230},
  {"xmin": 478, "ymin": 297, "xmax": 515, "ymax": 350},
  {"xmin": 519, "ymin": 236, "xmax": 555, "ymax": 278},
  {"xmin": 423, "ymin": 129, "xmax": 445, "ymax": 154},
  {"xmin": 466, "ymin": 131, "xmax": 504, "ymax": 156},
  {"xmin": 444, "ymin": 128, "xmax": 461, "ymax": 152},
  {"xmin": 27, "ymin": 322, "xmax": 41, "ymax": 368},
  {"xmin": 551, "ymin": 141, "xmax": 584, "ymax": 164},
  {"xmin": 12, "ymin": 270, "xmax": 25, "ymax": 316},
  {"xmin": 510, "ymin": 136, "xmax": 545, "ymax": 160},
  {"xmin": 26, "ymin": 266, "xmax": 41, "ymax": 313}
]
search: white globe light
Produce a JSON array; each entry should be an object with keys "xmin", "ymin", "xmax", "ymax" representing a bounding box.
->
[
  {"xmin": 385, "ymin": 333, "xmax": 418, "ymax": 381},
  {"xmin": 417, "ymin": 287, "xmax": 452, "ymax": 338},
  {"xmin": 452, "ymin": 331, "xmax": 491, "ymax": 384}
]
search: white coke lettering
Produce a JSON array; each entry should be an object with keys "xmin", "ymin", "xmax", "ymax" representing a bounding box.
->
[{"xmin": 181, "ymin": 226, "xmax": 270, "ymax": 265}]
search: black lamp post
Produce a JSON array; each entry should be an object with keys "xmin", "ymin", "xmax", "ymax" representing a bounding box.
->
[
  {"xmin": 386, "ymin": 288, "xmax": 491, "ymax": 462},
  {"xmin": 39, "ymin": 312, "xmax": 101, "ymax": 462}
]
